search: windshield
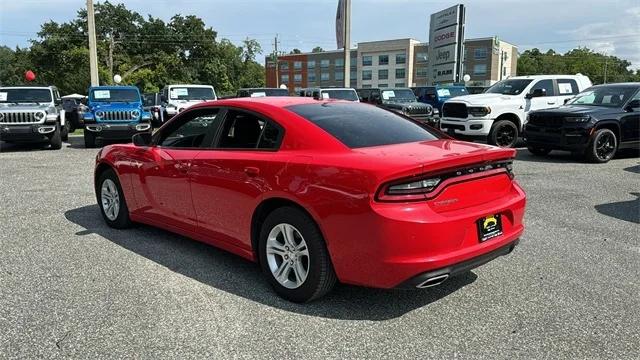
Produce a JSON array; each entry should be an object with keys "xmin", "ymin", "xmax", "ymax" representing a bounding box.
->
[
  {"xmin": 169, "ymin": 87, "xmax": 215, "ymax": 100},
  {"xmin": 381, "ymin": 89, "xmax": 416, "ymax": 102},
  {"xmin": 91, "ymin": 88, "xmax": 140, "ymax": 103},
  {"xmin": 321, "ymin": 89, "xmax": 359, "ymax": 101},
  {"xmin": 567, "ymin": 86, "xmax": 638, "ymax": 108},
  {"xmin": 287, "ymin": 102, "xmax": 439, "ymax": 148},
  {"xmin": 486, "ymin": 79, "xmax": 533, "ymax": 95},
  {"xmin": 0, "ymin": 88, "xmax": 52, "ymax": 103},
  {"xmin": 437, "ymin": 87, "xmax": 468, "ymax": 98}
]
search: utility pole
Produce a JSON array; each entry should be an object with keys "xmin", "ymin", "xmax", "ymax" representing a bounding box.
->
[
  {"xmin": 273, "ymin": 35, "xmax": 280, "ymax": 88},
  {"xmin": 343, "ymin": 0, "xmax": 351, "ymax": 88},
  {"xmin": 603, "ymin": 57, "xmax": 608, "ymax": 84},
  {"xmin": 87, "ymin": 0, "xmax": 99, "ymax": 86}
]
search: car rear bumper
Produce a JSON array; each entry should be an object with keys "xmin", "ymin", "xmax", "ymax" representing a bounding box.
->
[
  {"xmin": 440, "ymin": 118, "xmax": 494, "ymax": 136},
  {"xmin": 0, "ymin": 124, "xmax": 56, "ymax": 142},
  {"xmin": 524, "ymin": 124, "xmax": 591, "ymax": 151},
  {"xmin": 325, "ymin": 178, "xmax": 526, "ymax": 289},
  {"xmin": 85, "ymin": 122, "xmax": 151, "ymax": 140}
]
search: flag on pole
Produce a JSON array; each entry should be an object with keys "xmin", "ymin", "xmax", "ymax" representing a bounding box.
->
[{"xmin": 336, "ymin": 0, "xmax": 344, "ymax": 49}]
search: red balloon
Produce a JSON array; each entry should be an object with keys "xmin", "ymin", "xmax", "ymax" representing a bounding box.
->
[{"xmin": 25, "ymin": 70, "xmax": 36, "ymax": 82}]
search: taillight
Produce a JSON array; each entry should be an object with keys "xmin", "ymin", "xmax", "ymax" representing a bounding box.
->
[{"xmin": 376, "ymin": 160, "xmax": 514, "ymax": 202}]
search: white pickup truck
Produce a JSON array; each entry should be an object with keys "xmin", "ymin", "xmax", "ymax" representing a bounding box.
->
[
  {"xmin": 161, "ymin": 84, "xmax": 217, "ymax": 120},
  {"xmin": 440, "ymin": 74, "xmax": 592, "ymax": 147}
]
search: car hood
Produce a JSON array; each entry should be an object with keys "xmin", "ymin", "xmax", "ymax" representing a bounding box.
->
[
  {"xmin": 0, "ymin": 103, "xmax": 54, "ymax": 112},
  {"xmin": 446, "ymin": 93, "xmax": 518, "ymax": 105},
  {"xmin": 530, "ymin": 105, "xmax": 620, "ymax": 117}
]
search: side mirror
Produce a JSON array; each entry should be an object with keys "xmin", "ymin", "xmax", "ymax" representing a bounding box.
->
[
  {"xmin": 132, "ymin": 132, "xmax": 153, "ymax": 147},
  {"xmin": 564, "ymin": 98, "xmax": 571, "ymax": 105},
  {"xmin": 526, "ymin": 88, "xmax": 546, "ymax": 99},
  {"xmin": 625, "ymin": 99, "xmax": 640, "ymax": 112}
]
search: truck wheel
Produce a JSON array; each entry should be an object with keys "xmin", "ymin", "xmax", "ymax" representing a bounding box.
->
[
  {"xmin": 49, "ymin": 123, "xmax": 62, "ymax": 150},
  {"xmin": 84, "ymin": 131, "xmax": 96, "ymax": 148},
  {"xmin": 527, "ymin": 146, "xmax": 551, "ymax": 156},
  {"xmin": 585, "ymin": 128, "xmax": 617, "ymax": 163},
  {"xmin": 488, "ymin": 120, "xmax": 519, "ymax": 148},
  {"xmin": 61, "ymin": 121, "xmax": 69, "ymax": 141}
]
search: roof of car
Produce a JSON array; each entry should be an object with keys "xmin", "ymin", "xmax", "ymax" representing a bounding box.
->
[
  {"xmin": 89, "ymin": 85, "xmax": 139, "ymax": 90},
  {"xmin": 191, "ymin": 96, "xmax": 327, "ymax": 109},
  {"xmin": 165, "ymin": 84, "xmax": 214, "ymax": 88},
  {"xmin": 507, "ymin": 74, "xmax": 589, "ymax": 80},
  {"xmin": 589, "ymin": 82, "xmax": 640, "ymax": 87}
]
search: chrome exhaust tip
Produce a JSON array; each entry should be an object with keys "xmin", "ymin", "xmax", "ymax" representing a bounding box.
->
[{"xmin": 416, "ymin": 274, "xmax": 449, "ymax": 289}]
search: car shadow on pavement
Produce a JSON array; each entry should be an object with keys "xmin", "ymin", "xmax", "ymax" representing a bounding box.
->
[
  {"xmin": 594, "ymin": 192, "xmax": 640, "ymax": 224},
  {"xmin": 0, "ymin": 141, "xmax": 49, "ymax": 153},
  {"xmin": 65, "ymin": 205, "xmax": 477, "ymax": 321},
  {"xmin": 516, "ymin": 148, "xmax": 640, "ymax": 164},
  {"xmin": 623, "ymin": 163, "xmax": 640, "ymax": 174}
]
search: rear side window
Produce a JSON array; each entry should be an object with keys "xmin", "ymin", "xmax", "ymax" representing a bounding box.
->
[
  {"xmin": 286, "ymin": 102, "xmax": 439, "ymax": 148},
  {"xmin": 557, "ymin": 79, "xmax": 579, "ymax": 95},
  {"xmin": 217, "ymin": 109, "xmax": 283, "ymax": 150}
]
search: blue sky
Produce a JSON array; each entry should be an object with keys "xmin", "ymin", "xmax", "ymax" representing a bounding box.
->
[{"xmin": 1, "ymin": 0, "xmax": 639, "ymax": 68}]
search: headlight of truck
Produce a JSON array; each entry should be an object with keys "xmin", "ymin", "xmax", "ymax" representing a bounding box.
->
[
  {"xmin": 468, "ymin": 106, "xmax": 491, "ymax": 117},
  {"xmin": 130, "ymin": 110, "xmax": 140, "ymax": 119},
  {"xmin": 96, "ymin": 111, "xmax": 105, "ymax": 119},
  {"xmin": 564, "ymin": 116, "xmax": 590, "ymax": 123},
  {"xmin": 34, "ymin": 111, "xmax": 46, "ymax": 121}
]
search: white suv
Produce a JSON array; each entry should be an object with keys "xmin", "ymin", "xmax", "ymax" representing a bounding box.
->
[
  {"xmin": 440, "ymin": 74, "xmax": 592, "ymax": 147},
  {"xmin": 161, "ymin": 84, "xmax": 217, "ymax": 119}
]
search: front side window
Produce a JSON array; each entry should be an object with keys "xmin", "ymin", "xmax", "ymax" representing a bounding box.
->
[
  {"xmin": 217, "ymin": 110, "xmax": 283, "ymax": 150},
  {"xmin": 486, "ymin": 79, "xmax": 533, "ymax": 95},
  {"xmin": 0, "ymin": 88, "xmax": 52, "ymax": 103},
  {"xmin": 378, "ymin": 55, "xmax": 389, "ymax": 65},
  {"xmin": 568, "ymin": 86, "xmax": 639, "ymax": 108},
  {"xmin": 91, "ymin": 88, "xmax": 139, "ymax": 102},
  {"xmin": 530, "ymin": 79, "xmax": 555, "ymax": 97},
  {"xmin": 159, "ymin": 108, "xmax": 221, "ymax": 148},
  {"xmin": 286, "ymin": 102, "xmax": 439, "ymax": 148}
]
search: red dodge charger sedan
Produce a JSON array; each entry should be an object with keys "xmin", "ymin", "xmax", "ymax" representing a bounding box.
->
[{"xmin": 94, "ymin": 97, "xmax": 526, "ymax": 302}]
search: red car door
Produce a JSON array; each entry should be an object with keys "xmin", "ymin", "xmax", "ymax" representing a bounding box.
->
[
  {"xmin": 130, "ymin": 107, "xmax": 224, "ymax": 233},
  {"xmin": 190, "ymin": 108, "xmax": 286, "ymax": 250}
]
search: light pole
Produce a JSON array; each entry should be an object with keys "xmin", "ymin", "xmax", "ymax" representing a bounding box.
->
[
  {"xmin": 342, "ymin": 0, "xmax": 351, "ymax": 88},
  {"xmin": 87, "ymin": 0, "xmax": 99, "ymax": 86}
]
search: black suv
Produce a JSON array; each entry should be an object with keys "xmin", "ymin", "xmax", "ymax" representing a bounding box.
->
[
  {"xmin": 524, "ymin": 83, "xmax": 640, "ymax": 163},
  {"xmin": 356, "ymin": 87, "xmax": 435, "ymax": 126}
]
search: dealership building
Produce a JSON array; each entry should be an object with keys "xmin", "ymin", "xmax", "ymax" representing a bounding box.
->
[{"xmin": 265, "ymin": 36, "xmax": 517, "ymax": 92}]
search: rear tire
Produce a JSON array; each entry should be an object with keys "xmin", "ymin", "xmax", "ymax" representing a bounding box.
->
[
  {"xmin": 488, "ymin": 120, "xmax": 519, "ymax": 148},
  {"xmin": 97, "ymin": 168, "xmax": 132, "ymax": 229},
  {"xmin": 84, "ymin": 130, "xmax": 96, "ymax": 148},
  {"xmin": 585, "ymin": 128, "xmax": 617, "ymax": 163},
  {"xmin": 49, "ymin": 123, "xmax": 62, "ymax": 150},
  {"xmin": 527, "ymin": 146, "xmax": 551, "ymax": 156},
  {"xmin": 258, "ymin": 207, "xmax": 337, "ymax": 303}
]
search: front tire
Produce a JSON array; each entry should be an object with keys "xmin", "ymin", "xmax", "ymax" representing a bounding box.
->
[
  {"xmin": 488, "ymin": 120, "xmax": 519, "ymax": 148},
  {"xmin": 97, "ymin": 169, "xmax": 132, "ymax": 229},
  {"xmin": 49, "ymin": 123, "xmax": 62, "ymax": 150},
  {"xmin": 258, "ymin": 207, "xmax": 337, "ymax": 303},
  {"xmin": 61, "ymin": 121, "xmax": 69, "ymax": 141},
  {"xmin": 527, "ymin": 146, "xmax": 551, "ymax": 156},
  {"xmin": 84, "ymin": 130, "xmax": 96, "ymax": 148},
  {"xmin": 585, "ymin": 128, "xmax": 617, "ymax": 163}
]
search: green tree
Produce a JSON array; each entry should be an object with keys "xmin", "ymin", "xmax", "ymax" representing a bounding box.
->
[{"xmin": 311, "ymin": 46, "xmax": 324, "ymax": 53}]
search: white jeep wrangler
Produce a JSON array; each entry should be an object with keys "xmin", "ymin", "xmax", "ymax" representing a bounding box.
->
[
  {"xmin": 440, "ymin": 74, "xmax": 592, "ymax": 147},
  {"xmin": 161, "ymin": 84, "xmax": 217, "ymax": 120}
]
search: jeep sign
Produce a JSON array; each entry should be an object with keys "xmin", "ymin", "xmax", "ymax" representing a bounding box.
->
[{"xmin": 427, "ymin": 4, "xmax": 465, "ymax": 85}]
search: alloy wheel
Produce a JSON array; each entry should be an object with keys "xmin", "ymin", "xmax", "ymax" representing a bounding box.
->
[
  {"xmin": 595, "ymin": 132, "xmax": 616, "ymax": 161},
  {"xmin": 101, "ymin": 179, "xmax": 120, "ymax": 221},
  {"xmin": 496, "ymin": 125, "xmax": 517, "ymax": 147},
  {"xmin": 266, "ymin": 223, "xmax": 310, "ymax": 289}
]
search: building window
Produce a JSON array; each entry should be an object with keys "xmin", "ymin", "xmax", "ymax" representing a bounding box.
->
[
  {"xmin": 395, "ymin": 68, "xmax": 405, "ymax": 79},
  {"xmin": 395, "ymin": 82, "xmax": 405, "ymax": 88},
  {"xmin": 320, "ymin": 59, "xmax": 330, "ymax": 68},
  {"xmin": 362, "ymin": 56, "xmax": 372, "ymax": 66},
  {"xmin": 378, "ymin": 55, "xmax": 389, "ymax": 65},
  {"xmin": 474, "ymin": 48, "xmax": 488, "ymax": 60},
  {"xmin": 335, "ymin": 58, "xmax": 344, "ymax": 68},
  {"xmin": 308, "ymin": 73, "xmax": 316, "ymax": 82},
  {"xmin": 335, "ymin": 71, "xmax": 344, "ymax": 81},
  {"xmin": 362, "ymin": 84, "xmax": 372, "ymax": 89},
  {"xmin": 416, "ymin": 52, "xmax": 428, "ymax": 63},
  {"xmin": 294, "ymin": 61, "xmax": 302, "ymax": 70},
  {"xmin": 279, "ymin": 62, "xmax": 289, "ymax": 71},
  {"xmin": 321, "ymin": 72, "xmax": 330, "ymax": 81},
  {"xmin": 378, "ymin": 83, "xmax": 388, "ymax": 88},
  {"xmin": 294, "ymin": 73, "xmax": 302, "ymax": 82},
  {"xmin": 473, "ymin": 64, "xmax": 487, "ymax": 75},
  {"xmin": 280, "ymin": 74, "xmax": 289, "ymax": 83},
  {"xmin": 350, "ymin": 70, "xmax": 357, "ymax": 81},
  {"xmin": 378, "ymin": 69, "xmax": 388, "ymax": 80},
  {"xmin": 362, "ymin": 70, "xmax": 372, "ymax": 80},
  {"xmin": 416, "ymin": 67, "xmax": 428, "ymax": 78},
  {"xmin": 396, "ymin": 53, "xmax": 406, "ymax": 64},
  {"xmin": 307, "ymin": 60, "xmax": 316, "ymax": 69}
]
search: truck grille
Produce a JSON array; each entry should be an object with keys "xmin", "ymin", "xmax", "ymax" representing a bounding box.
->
[
  {"xmin": 406, "ymin": 107, "xmax": 430, "ymax": 115},
  {"xmin": 528, "ymin": 114, "xmax": 564, "ymax": 128},
  {"xmin": 0, "ymin": 111, "xmax": 44, "ymax": 124},
  {"xmin": 100, "ymin": 110, "xmax": 134, "ymax": 121},
  {"xmin": 443, "ymin": 103, "xmax": 468, "ymax": 119}
]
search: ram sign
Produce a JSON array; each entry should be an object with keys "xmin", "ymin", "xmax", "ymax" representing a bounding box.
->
[{"xmin": 427, "ymin": 4, "xmax": 465, "ymax": 85}]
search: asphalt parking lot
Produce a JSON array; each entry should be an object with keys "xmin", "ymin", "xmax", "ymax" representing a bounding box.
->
[{"xmin": 1, "ymin": 137, "xmax": 638, "ymax": 359}]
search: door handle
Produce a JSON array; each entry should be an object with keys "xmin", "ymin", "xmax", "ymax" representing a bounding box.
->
[
  {"xmin": 547, "ymin": 102, "xmax": 556, "ymax": 105},
  {"xmin": 244, "ymin": 167, "xmax": 260, "ymax": 177}
]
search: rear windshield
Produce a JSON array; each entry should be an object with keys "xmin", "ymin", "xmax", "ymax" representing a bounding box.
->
[
  {"xmin": 287, "ymin": 102, "xmax": 439, "ymax": 148},
  {"xmin": 321, "ymin": 89, "xmax": 359, "ymax": 101}
]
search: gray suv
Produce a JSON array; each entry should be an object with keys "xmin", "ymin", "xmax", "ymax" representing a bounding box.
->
[{"xmin": 0, "ymin": 86, "xmax": 68, "ymax": 149}]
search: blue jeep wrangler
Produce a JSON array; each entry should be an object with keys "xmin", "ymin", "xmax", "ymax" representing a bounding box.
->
[
  {"xmin": 412, "ymin": 85, "xmax": 469, "ymax": 117},
  {"xmin": 83, "ymin": 86, "xmax": 152, "ymax": 148}
]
